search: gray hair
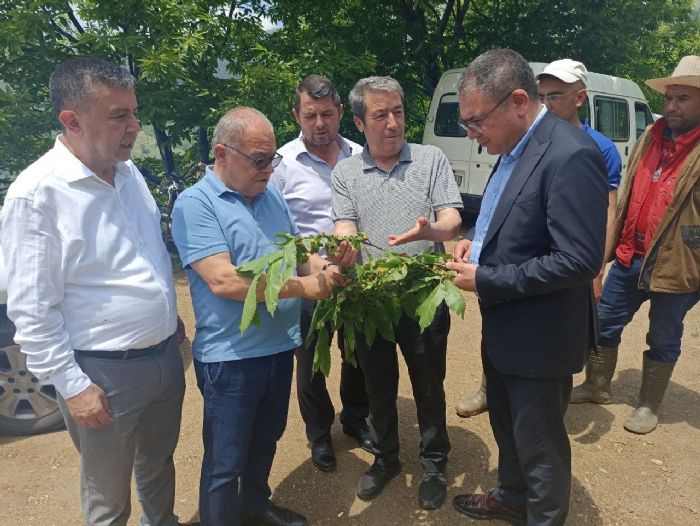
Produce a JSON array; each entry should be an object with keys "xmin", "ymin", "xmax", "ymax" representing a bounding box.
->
[
  {"xmin": 211, "ymin": 106, "xmax": 274, "ymax": 149},
  {"xmin": 49, "ymin": 57, "xmax": 136, "ymax": 117},
  {"xmin": 349, "ymin": 76, "xmax": 404, "ymax": 121},
  {"xmin": 458, "ymin": 49, "xmax": 538, "ymax": 102},
  {"xmin": 294, "ymin": 74, "xmax": 341, "ymax": 110}
]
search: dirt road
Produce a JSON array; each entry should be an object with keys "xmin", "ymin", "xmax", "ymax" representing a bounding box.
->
[{"xmin": 1, "ymin": 270, "xmax": 699, "ymax": 525}]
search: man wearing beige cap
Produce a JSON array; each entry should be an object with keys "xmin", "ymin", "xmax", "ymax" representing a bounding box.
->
[
  {"xmin": 455, "ymin": 58, "xmax": 623, "ymax": 420},
  {"xmin": 571, "ymin": 55, "xmax": 700, "ymax": 435}
]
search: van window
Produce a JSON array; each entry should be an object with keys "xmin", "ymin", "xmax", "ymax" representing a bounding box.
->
[
  {"xmin": 635, "ymin": 102, "xmax": 654, "ymax": 139},
  {"xmin": 594, "ymin": 97, "xmax": 629, "ymax": 142},
  {"xmin": 434, "ymin": 93, "xmax": 467, "ymax": 137}
]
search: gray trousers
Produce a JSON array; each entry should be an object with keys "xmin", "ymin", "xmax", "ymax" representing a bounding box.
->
[{"xmin": 58, "ymin": 336, "xmax": 186, "ymax": 526}]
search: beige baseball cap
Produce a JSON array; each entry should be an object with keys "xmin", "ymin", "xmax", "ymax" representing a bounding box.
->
[{"xmin": 536, "ymin": 59, "xmax": 588, "ymax": 86}]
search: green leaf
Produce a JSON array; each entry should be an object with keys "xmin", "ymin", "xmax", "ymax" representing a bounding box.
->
[
  {"xmin": 375, "ymin": 310, "xmax": 395, "ymax": 342},
  {"xmin": 442, "ymin": 280, "xmax": 466, "ymax": 318},
  {"xmin": 264, "ymin": 258, "xmax": 283, "ymax": 315},
  {"xmin": 416, "ymin": 284, "xmax": 447, "ymax": 332},
  {"xmin": 312, "ymin": 326, "xmax": 331, "ymax": 376},
  {"xmin": 342, "ymin": 325, "xmax": 357, "ymax": 367},
  {"xmin": 237, "ymin": 251, "xmax": 278, "ymax": 276},
  {"xmin": 364, "ymin": 316, "xmax": 377, "ymax": 347},
  {"xmin": 240, "ymin": 273, "xmax": 262, "ymax": 333}
]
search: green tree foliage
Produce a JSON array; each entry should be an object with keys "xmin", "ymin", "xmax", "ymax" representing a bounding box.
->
[{"xmin": 0, "ymin": 0, "xmax": 697, "ymax": 176}]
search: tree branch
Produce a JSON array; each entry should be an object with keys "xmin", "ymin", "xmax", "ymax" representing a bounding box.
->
[
  {"xmin": 451, "ymin": 0, "xmax": 471, "ymax": 48},
  {"xmin": 49, "ymin": 19, "xmax": 78, "ymax": 43},
  {"xmin": 436, "ymin": 0, "xmax": 456, "ymax": 38},
  {"xmin": 67, "ymin": 7, "xmax": 85, "ymax": 33}
]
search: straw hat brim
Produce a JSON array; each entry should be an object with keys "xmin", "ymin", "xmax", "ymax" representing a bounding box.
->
[{"xmin": 645, "ymin": 75, "xmax": 700, "ymax": 93}]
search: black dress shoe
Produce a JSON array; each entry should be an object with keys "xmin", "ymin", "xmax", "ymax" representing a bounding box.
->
[
  {"xmin": 240, "ymin": 504, "xmax": 308, "ymax": 526},
  {"xmin": 342, "ymin": 425, "xmax": 376, "ymax": 454},
  {"xmin": 418, "ymin": 471, "xmax": 447, "ymax": 510},
  {"xmin": 356, "ymin": 458, "xmax": 401, "ymax": 501},
  {"xmin": 311, "ymin": 438, "xmax": 336, "ymax": 472},
  {"xmin": 453, "ymin": 493, "xmax": 526, "ymax": 525}
]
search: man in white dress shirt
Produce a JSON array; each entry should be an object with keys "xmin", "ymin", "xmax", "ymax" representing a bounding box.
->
[
  {"xmin": 1, "ymin": 57, "xmax": 185, "ymax": 526},
  {"xmin": 271, "ymin": 75, "xmax": 371, "ymax": 473}
]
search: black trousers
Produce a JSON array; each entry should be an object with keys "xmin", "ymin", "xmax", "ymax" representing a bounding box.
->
[
  {"xmin": 355, "ymin": 303, "xmax": 451, "ymax": 472},
  {"xmin": 296, "ymin": 299, "xmax": 369, "ymax": 443},
  {"xmin": 483, "ymin": 349, "xmax": 572, "ymax": 526}
]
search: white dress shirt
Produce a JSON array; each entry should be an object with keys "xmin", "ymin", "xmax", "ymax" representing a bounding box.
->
[
  {"xmin": 1, "ymin": 137, "xmax": 177, "ymax": 399},
  {"xmin": 271, "ymin": 134, "xmax": 360, "ymax": 236}
]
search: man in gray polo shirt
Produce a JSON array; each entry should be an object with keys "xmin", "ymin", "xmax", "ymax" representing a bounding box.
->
[
  {"xmin": 271, "ymin": 75, "xmax": 372, "ymax": 474},
  {"xmin": 331, "ymin": 76, "xmax": 462, "ymax": 510}
]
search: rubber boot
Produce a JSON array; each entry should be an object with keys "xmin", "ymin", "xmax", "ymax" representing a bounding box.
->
[
  {"xmin": 570, "ymin": 345, "xmax": 619, "ymax": 404},
  {"xmin": 456, "ymin": 374, "xmax": 487, "ymax": 418},
  {"xmin": 624, "ymin": 352, "xmax": 675, "ymax": 435}
]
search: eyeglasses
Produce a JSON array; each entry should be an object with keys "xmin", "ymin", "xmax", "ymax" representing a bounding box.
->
[
  {"xmin": 223, "ymin": 143, "xmax": 282, "ymax": 170},
  {"xmin": 537, "ymin": 88, "xmax": 583, "ymax": 103},
  {"xmin": 458, "ymin": 91, "xmax": 512, "ymax": 137}
]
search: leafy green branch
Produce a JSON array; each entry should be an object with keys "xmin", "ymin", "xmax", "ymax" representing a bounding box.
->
[{"xmin": 236, "ymin": 233, "xmax": 466, "ymax": 375}]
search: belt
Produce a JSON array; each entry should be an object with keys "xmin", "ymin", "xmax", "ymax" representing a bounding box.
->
[{"xmin": 75, "ymin": 334, "xmax": 175, "ymax": 360}]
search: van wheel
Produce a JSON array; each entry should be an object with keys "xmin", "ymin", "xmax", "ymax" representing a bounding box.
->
[{"xmin": 0, "ymin": 344, "xmax": 65, "ymax": 435}]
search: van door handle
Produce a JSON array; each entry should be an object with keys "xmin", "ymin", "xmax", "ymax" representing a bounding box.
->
[
  {"xmin": 625, "ymin": 146, "xmax": 628, "ymax": 155},
  {"xmin": 478, "ymin": 145, "xmax": 483, "ymax": 154}
]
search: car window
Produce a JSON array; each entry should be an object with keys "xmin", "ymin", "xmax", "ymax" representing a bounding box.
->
[
  {"xmin": 434, "ymin": 93, "xmax": 466, "ymax": 138},
  {"xmin": 635, "ymin": 102, "xmax": 654, "ymax": 139},
  {"xmin": 594, "ymin": 96, "xmax": 629, "ymax": 142}
]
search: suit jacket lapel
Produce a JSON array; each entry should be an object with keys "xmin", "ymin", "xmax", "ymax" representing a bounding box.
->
[{"xmin": 481, "ymin": 112, "xmax": 556, "ymax": 250}]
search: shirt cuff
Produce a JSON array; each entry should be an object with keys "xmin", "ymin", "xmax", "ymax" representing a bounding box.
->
[{"xmin": 49, "ymin": 361, "xmax": 93, "ymax": 399}]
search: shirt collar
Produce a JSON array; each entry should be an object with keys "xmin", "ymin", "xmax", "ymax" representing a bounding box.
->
[
  {"xmin": 361, "ymin": 141, "xmax": 412, "ymax": 171},
  {"xmin": 504, "ymin": 106, "xmax": 548, "ymax": 162},
  {"xmin": 291, "ymin": 133, "xmax": 355, "ymax": 161},
  {"xmin": 203, "ymin": 166, "xmax": 270, "ymax": 204},
  {"xmin": 653, "ymin": 117, "xmax": 700, "ymax": 147},
  {"xmin": 203, "ymin": 167, "xmax": 231, "ymax": 196},
  {"xmin": 54, "ymin": 135, "xmax": 132, "ymax": 183}
]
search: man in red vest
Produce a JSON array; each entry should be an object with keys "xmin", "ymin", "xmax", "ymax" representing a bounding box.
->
[{"xmin": 571, "ymin": 55, "xmax": 700, "ymax": 435}]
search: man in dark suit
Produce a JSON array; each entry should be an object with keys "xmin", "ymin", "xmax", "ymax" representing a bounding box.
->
[{"xmin": 446, "ymin": 49, "xmax": 608, "ymax": 525}]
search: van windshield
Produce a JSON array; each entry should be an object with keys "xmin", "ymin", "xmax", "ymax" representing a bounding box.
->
[{"xmin": 434, "ymin": 93, "xmax": 467, "ymax": 137}]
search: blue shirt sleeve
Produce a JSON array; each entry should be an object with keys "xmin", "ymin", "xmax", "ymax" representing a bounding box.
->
[
  {"xmin": 171, "ymin": 191, "xmax": 231, "ymax": 268},
  {"xmin": 601, "ymin": 143, "xmax": 622, "ymax": 190}
]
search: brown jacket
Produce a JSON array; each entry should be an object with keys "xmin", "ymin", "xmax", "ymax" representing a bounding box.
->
[{"xmin": 613, "ymin": 126, "xmax": 700, "ymax": 292}]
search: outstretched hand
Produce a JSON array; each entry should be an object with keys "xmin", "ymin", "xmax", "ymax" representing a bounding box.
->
[{"xmin": 388, "ymin": 216, "xmax": 431, "ymax": 246}]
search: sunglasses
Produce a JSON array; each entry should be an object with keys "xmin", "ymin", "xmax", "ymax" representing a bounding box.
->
[{"xmin": 223, "ymin": 143, "xmax": 282, "ymax": 170}]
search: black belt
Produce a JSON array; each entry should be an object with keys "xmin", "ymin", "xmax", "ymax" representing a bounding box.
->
[{"xmin": 75, "ymin": 333, "xmax": 175, "ymax": 360}]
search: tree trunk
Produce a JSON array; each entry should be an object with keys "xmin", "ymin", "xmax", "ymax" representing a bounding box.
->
[{"xmin": 153, "ymin": 124, "xmax": 176, "ymax": 176}]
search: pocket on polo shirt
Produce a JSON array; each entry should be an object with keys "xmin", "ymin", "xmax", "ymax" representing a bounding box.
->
[{"xmin": 680, "ymin": 225, "xmax": 700, "ymax": 249}]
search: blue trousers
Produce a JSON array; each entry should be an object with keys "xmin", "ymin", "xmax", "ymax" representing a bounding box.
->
[
  {"xmin": 597, "ymin": 257, "xmax": 700, "ymax": 363},
  {"xmin": 194, "ymin": 350, "xmax": 294, "ymax": 526}
]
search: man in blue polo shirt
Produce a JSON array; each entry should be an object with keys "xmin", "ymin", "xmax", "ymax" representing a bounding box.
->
[{"xmin": 172, "ymin": 106, "xmax": 342, "ymax": 526}]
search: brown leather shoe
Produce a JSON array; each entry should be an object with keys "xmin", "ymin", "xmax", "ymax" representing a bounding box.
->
[{"xmin": 453, "ymin": 493, "xmax": 526, "ymax": 525}]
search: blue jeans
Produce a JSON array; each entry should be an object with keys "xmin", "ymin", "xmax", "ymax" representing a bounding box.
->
[
  {"xmin": 194, "ymin": 350, "xmax": 294, "ymax": 526},
  {"xmin": 597, "ymin": 257, "xmax": 700, "ymax": 363}
]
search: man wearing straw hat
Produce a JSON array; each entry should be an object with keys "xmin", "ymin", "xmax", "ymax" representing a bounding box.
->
[{"xmin": 571, "ymin": 55, "xmax": 700, "ymax": 435}]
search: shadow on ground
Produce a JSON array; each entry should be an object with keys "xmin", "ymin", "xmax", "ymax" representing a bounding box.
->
[{"xmin": 273, "ymin": 396, "xmax": 603, "ymax": 525}]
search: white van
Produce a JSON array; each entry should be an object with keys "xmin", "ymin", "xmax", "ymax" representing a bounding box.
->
[{"xmin": 422, "ymin": 62, "xmax": 655, "ymax": 213}]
